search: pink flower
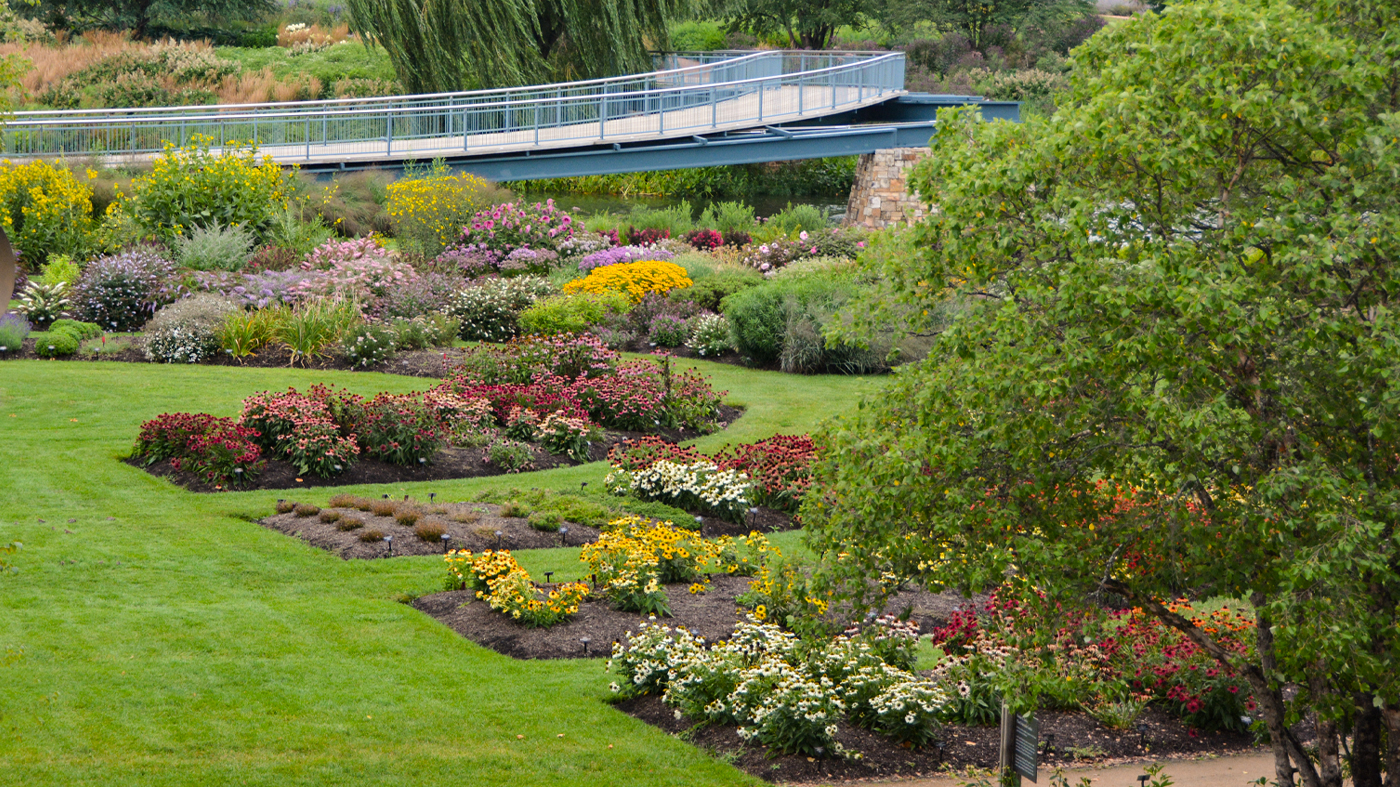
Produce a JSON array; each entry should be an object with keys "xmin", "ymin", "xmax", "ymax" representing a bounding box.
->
[{"xmin": 799, "ymin": 231, "xmax": 808, "ymax": 240}]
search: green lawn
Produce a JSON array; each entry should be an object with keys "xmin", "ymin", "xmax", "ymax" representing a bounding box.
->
[{"xmin": 0, "ymin": 358, "xmax": 874, "ymax": 785}]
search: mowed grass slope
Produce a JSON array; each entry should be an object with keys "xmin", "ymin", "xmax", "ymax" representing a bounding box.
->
[{"xmin": 0, "ymin": 359, "xmax": 874, "ymax": 786}]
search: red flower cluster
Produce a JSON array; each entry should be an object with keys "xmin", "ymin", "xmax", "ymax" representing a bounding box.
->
[
  {"xmin": 713, "ymin": 434, "xmax": 816, "ymax": 512},
  {"xmin": 133, "ymin": 412, "xmax": 264, "ymax": 487},
  {"xmin": 684, "ymin": 228, "xmax": 723, "ymax": 251},
  {"xmin": 626, "ymin": 226, "xmax": 670, "ymax": 246},
  {"xmin": 606, "ymin": 435, "xmax": 703, "ymax": 470}
]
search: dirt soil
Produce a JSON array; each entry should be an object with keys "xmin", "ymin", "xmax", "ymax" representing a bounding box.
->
[{"xmin": 127, "ymin": 404, "xmax": 745, "ymax": 493}]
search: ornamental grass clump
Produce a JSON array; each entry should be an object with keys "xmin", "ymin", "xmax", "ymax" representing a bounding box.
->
[
  {"xmin": 275, "ymin": 500, "xmax": 296, "ymax": 514},
  {"xmin": 394, "ymin": 507, "xmax": 422, "ymax": 527},
  {"xmin": 369, "ymin": 499, "xmax": 397, "ymax": 517},
  {"xmin": 414, "ymin": 519, "xmax": 447, "ymax": 541},
  {"xmin": 319, "ymin": 509, "xmax": 341, "ymax": 523},
  {"xmin": 294, "ymin": 503, "xmax": 320, "ymax": 517},
  {"xmin": 337, "ymin": 517, "xmax": 364, "ymax": 531},
  {"xmin": 359, "ymin": 529, "xmax": 384, "ymax": 542}
]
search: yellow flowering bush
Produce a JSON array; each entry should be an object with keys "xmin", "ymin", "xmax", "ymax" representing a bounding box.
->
[
  {"xmin": 562, "ymin": 260, "xmax": 693, "ymax": 303},
  {"xmin": 386, "ymin": 171, "xmax": 493, "ymax": 256},
  {"xmin": 444, "ymin": 548, "xmax": 588, "ymax": 628},
  {"xmin": 582, "ymin": 516, "xmax": 724, "ymax": 616},
  {"xmin": 122, "ymin": 136, "xmax": 295, "ymax": 242},
  {"xmin": 0, "ymin": 160, "xmax": 98, "ymax": 262}
]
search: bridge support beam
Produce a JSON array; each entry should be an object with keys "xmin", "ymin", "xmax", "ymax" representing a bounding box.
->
[{"xmin": 845, "ymin": 147, "xmax": 932, "ymax": 230}]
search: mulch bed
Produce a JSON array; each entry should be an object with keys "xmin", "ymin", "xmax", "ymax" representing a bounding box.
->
[
  {"xmin": 258, "ymin": 501, "xmax": 796, "ymax": 560},
  {"xmin": 413, "ymin": 575, "xmax": 1261, "ymax": 783},
  {"xmin": 127, "ymin": 404, "xmax": 745, "ymax": 493}
]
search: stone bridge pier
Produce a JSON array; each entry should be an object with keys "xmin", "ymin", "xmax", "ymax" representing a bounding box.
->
[{"xmin": 844, "ymin": 147, "xmax": 933, "ymax": 230}]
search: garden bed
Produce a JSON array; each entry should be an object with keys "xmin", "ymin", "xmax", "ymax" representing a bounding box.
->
[
  {"xmin": 129, "ymin": 404, "xmax": 744, "ymax": 493},
  {"xmin": 257, "ymin": 500, "xmax": 795, "ymax": 560},
  {"xmin": 617, "ymin": 696, "xmax": 1263, "ymax": 784}
]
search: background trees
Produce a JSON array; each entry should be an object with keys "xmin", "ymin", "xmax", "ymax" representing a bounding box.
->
[
  {"xmin": 16, "ymin": 0, "xmax": 276, "ymax": 39},
  {"xmin": 805, "ymin": 1, "xmax": 1400, "ymax": 785},
  {"xmin": 344, "ymin": 0, "xmax": 692, "ymax": 92}
]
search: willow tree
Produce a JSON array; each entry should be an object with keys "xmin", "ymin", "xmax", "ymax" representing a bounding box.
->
[
  {"xmin": 346, "ymin": 0, "xmax": 689, "ymax": 92},
  {"xmin": 806, "ymin": 1, "xmax": 1400, "ymax": 786}
]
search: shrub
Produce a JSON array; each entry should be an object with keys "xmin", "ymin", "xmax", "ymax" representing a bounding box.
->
[
  {"xmin": 13, "ymin": 282, "xmax": 69, "ymax": 329},
  {"xmin": 576, "ymin": 244, "xmax": 676, "ymax": 273},
  {"xmin": 415, "ymin": 519, "xmax": 447, "ymax": 541},
  {"xmin": 686, "ymin": 312, "xmax": 734, "ymax": 356},
  {"xmin": 528, "ymin": 511, "xmax": 562, "ymax": 532},
  {"xmin": 722, "ymin": 230, "xmax": 753, "ymax": 248},
  {"xmin": 34, "ymin": 330, "xmax": 79, "ymax": 358},
  {"xmin": 174, "ymin": 222, "xmax": 255, "ymax": 272},
  {"xmin": 337, "ymin": 517, "xmax": 364, "ymax": 531},
  {"xmin": 500, "ymin": 501, "xmax": 531, "ymax": 518},
  {"xmin": 457, "ymin": 199, "xmax": 577, "ymax": 255},
  {"xmin": 0, "ymin": 314, "xmax": 31, "ymax": 351},
  {"xmin": 537, "ymin": 412, "xmax": 597, "ymax": 462},
  {"xmin": 131, "ymin": 412, "xmax": 264, "ymax": 486},
  {"xmin": 48, "ymin": 319, "xmax": 102, "ymax": 341},
  {"xmin": 357, "ymin": 393, "xmax": 446, "ymax": 465},
  {"xmin": 143, "ymin": 294, "xmax": 242, "ymax": 364},
  {"xmin": 668, "ymin": 268, "xmax": 761, "ymax": 312},
  {"xmin": 766, "ymin": 203, "xmax": 828, "ymax": 236},
  {"xmin": 605, "ymin": 460, "xmax": 752, "ymax": 522},
  {"xmin": 247, "ymin": 244, "xmax": 303, "ymax": 272},
  {"xmin": 486, "ymin": 439, "xmax": 534, "ymax": 473},
  {"xmin": 123, "ymin": 137, "xmax": 295, "ymax": 242},
  {"xmin": 563, "ymin": 260, "xmax": 692, "ymax": 302},
  {"xmin": 319, "ymin": 509, "xmax": 341, "ymax": 523},
  {"xmin": 647, "ymin": 314, "xmax": 689, "ymax": 348},
  {"xmin": 263, "ymin": 207, "xmax": 337, "ymax": 257},
  {"xmin": 292, "ymin": 239, "xmax": 417, "ymax": 301},
  {"xmin": 390, "ymin": 314, "xmax": 459, "ymax": 349},
  {"xmin": 192, "ymin": 269, "xmax": 318, "ymax": 310},
  {"xmin": 359, "ymin": 529, "xmax": 385, "ymax": 542},
  {"xmin": 518, "ymin": 291, "xmax": 630, "ymax": 336},
  {"xmin": 37, "ymin": 256, "xmax": 81, "ymax": 288},
  {"xmin": 277, "ymin": 419, "xmax": 359, "ymax": 477},
  {"xmin": 698, "ymin": 201, "xmax": 756, "ymax": 235},
  {"xmin": 276, "ymin": 500, "xmax": 296, "ymax": 514},
  {"xmin": 434, "ymin": 242, "xmax": 502, "ymax": 278},
  {"xmin": 294, "ymin": 503, "xmax": 320, "ymax": 517},
  {"xmin": 0, "ymin": 160, "xmax": 98, "ymax": 262},
  {"xmin": 341, "ymin": 322, "xmax": 397, "ymax": 369},
  {"xmin": 625, "ymin": 227, "xmax": 670, "ymax": 246},
  {"xmin": 448, "ymin": 276, "xmax": 554, "ymax": 342},
  {"xmin": 724, "ymin": 275, "xmax": 883, "ymax": 372},
  {"xmin": 71, "ymin": 248, "xmax": 178, "ymax": 332},
  {"xmin": 684, "ymin": 229, "xmax": 723, "ymax": 251},
  {"xmin": 374, "ymin": 273, "xmax": 460, "ymax": 320},
  {"xmin": 386, "ymin": 171, "xmax": 497, "ymax": 256}
]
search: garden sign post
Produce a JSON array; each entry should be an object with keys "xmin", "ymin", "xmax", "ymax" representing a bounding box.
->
[
  {"xmin": 0, "ymin": 227, "xmax": 14, "ymax": 314},
  {"xmin": 999, "ymin": 702, "xmax": 1039, "ymax": 785}
]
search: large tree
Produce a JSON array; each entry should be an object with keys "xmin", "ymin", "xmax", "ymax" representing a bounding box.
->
[
  {"xmin": 345, "ymin": 0, "xmax": 691, "ymax": 93},
  {"xmin": 719, "ymin": 0, "xmax": 873, "ymax": 50},
  {"xmin": 18, "ymin": 0, "xmax": 276, "ymax": 39},
  {"xmin": 806, "ymin": 1, "xmax": 1400, "ymax": 786}
]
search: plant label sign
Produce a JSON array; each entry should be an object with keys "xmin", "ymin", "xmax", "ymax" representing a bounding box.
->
[{"xmin": 1013, "ymin": 712, "xmax": 1040, "ymax": 783}]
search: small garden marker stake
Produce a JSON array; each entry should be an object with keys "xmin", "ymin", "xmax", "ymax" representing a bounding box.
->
[
  {"xmin": 544, "ymin": 571, "xmax": 553, "ymax": 584},
  {"xmin": 1138, "ymin": 776, "xmax": 1150, "ymax": 787}
]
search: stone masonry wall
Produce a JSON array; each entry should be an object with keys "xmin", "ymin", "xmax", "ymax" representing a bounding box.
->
[{"xmin": 844, "ymin": 147, "xmax": 932, "ymax": 230}]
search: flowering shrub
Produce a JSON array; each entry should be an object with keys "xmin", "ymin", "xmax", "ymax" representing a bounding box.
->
[
  {"xmin": 374, "ymin": 273, "xmax": 461, "ymax": 320},
  {"xmin": 556, "ymin": 232, "xmax": 615, "ymax": 260},
  {"xmin": 563, "ymin": 260, "xmax": 693, "ymax": 303},
  {"xmin": 609, "ymin": 618, "xmax": 945, "ymax": 757},
  {"xmin": 738, "ymin": 236, "xmax": 813, "ymax": 275},
  {"xmin": 485, "ymin": 439, "xmax": 535, "ymax": 472},
  {"xmin": 687, "ymin": 312, "xmax": 734, "ymax": 357},
  {"xmin": 684, "ymin": 228, "xmax": 723, "ymax": 251},
  {"xmin": 276, "ymin": 419, "xmax": 360, "ymax": 477},
  {"xmin": 239, "ymin": 387, "xmax": 361, "ymax": 476},
  {"xmin": 356, "ymin": 393, "xmax": 445, "ymax": 465},
  {"xmin": 458, "ymin": 200, "xmax": 576, "ymax": 255},
  {"xmin": 0, "ymin": 160, "xmax": 98, "ymax": 261},
  {"xmin": 625, "ymin": 227, "xmax": 669, "ymax": 246},
  {"xmin": 605, "ymin": 460, "xmax": 751, "ymax": 522},
  {"xmin": 434, "ymin": 242, "xmax": 501, "ymax": 277},
  {"xmin": 647, "ymin": 314, "xmax": 689, "ymax": 348},
  {"xmin": 581, "ymin": 516, "xmax": 724, "ymax": 615},
  {"xmin": 71, "ymin": 247, "xmax": 178, "ymax": 331},
  {"xmin": 537, "ymin": 412, "xmax": 597, "ymax": 462},
  {"xmin": 122, "ymin": 136, "xmax": 294, "ymax": 241},
  {"xmin": 292, "ymin": 238, "xmax": 417, "ymax": 300},
  {"xmin": 576, "ymin": 244, "xmax": 675, "ymax": 273},
  {"xmin": 444, "ymin": 548, "xmax": 589, "ymax": 627},
  {"xmin": 132, "ymin": 412, "xmax": 264, "ymax": 486},
  {"xmin": 713, "ymin": 435, "xmax": 816, "ymax": 512},
  {"xmin": 606, "ymin": 436, "xmax": 701, "ymax": 471},
  {"xmin": 143, "ymin": 294, "xmax": 242, "ymax": 364},
  {"xmin": 499, "ymin": 247, "xmax": 560, "ymax": 275},
  {"xmin": 386, "ymin": 171, "xmax": 494, "ymax": 255},
  {"xmin": 191, "ymin": 269, "xmax": 318, "ymax": 309},
  {"xmin": 447, "ymin": 276, "xmax": 554, "ymax": 341}
]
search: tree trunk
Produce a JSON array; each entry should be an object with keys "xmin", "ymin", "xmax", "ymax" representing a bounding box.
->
[
  {"xmin": 1354, "ymin": 698, "xmax": 1385, "ymax": 787},
  {"xmin": 1383, "ymin": 708, "xmax": 1400, "ymax": 787}
]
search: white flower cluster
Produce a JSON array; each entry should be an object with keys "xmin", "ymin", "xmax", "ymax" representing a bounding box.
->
[
  {"xmin": 686, "ymin": 312, "xmax": 734, "ymax": 357},
  {"xmin": 605, "ymin": 460, "xmax": 751, "ymax": 521},
  {"xmin": 608, "ymin": 617, "xmax": 948, "ymax": 758}
]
